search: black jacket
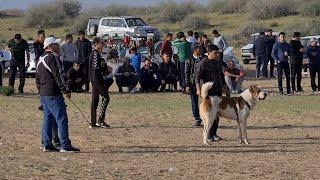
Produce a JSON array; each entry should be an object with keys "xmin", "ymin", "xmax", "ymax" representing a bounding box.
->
[
  {"xmin": 36, "ymin": 51, "xmax": 69, "ymax": 96},
  {"xmin": 34, "ymin": 40, "xmax": 44, "ymax": 63},
  {"xmin": 195, "ymin": 57, "xmax": 225, "ymax": 95},
  {"xmin": 253, "ymin": 36, "xmax": 268, "ymax": 57},
  {"xmin": 158, "ymin": 61, "xmax": 178, "ymax": 80},
  {"xmin": 89, "ymin": 49, "xmax": 108, "ymax": 91},
  {"xmin": 266, "ymin": 35, "xmax": 277, "ymax": 55},
  {"xmin": 290, "ymin": 39, "xmax": 304, "ymax": 59},
  {"xmin": 75, "ymin": 38, "xmax": 92, "ymax": 64},
  {"xmin": 185, "ymin": 55, "xmax": 202, "ymax": 87},
  {"xmin": 66, "ymin": 68, "xmax": 83, "ymax": 81}
]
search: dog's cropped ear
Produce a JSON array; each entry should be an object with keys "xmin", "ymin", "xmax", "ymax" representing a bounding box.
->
[{"xmin": 249, "ymin": 85, "xmax": 255, "ymax": 93}]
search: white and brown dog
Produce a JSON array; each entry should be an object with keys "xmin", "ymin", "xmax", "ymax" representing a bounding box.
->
[{"xmin": 199, "ymin": 82, "xmax": 267, "ymax": 145}]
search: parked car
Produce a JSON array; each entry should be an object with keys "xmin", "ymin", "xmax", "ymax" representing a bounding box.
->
[
  {"xmin": 241, "ymin": 32, "xmax": 279, "ymax": 64},
  {"xmin": 87, "ymin": 16, "xmax": 160, "ymax": 39},
  {"xmin": 1, "ymin": 41, "xmax": 37, "ymax": 77}
]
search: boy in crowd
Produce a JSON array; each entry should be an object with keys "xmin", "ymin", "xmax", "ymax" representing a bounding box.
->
[
  {"xmin": 75, "ymin": 30, "xmax": 92, "ymax": 92},
  {"xmin": 212, "ymin": 30, "xmax": 228, "ymax": 61},
  {"xmin": 272, "ymin": 32, "xmax": 292, "ymax": 95},
  {"xmin": 139, "ymin": 58, "xmax": 160, "ymax": 92},
  {"xmin": 290, "ymin": 32, "xmax": 305, "ymax": 93},
  {"xmin": 114, "ymin": 57, "xmax": 139, "ymax": 93},
  {"xmin": 130, "ymin": 47, "xmax": 142, "ymax": 75},
  {"xmin": 185, "ymin": 42, "xmax": 203, "ymax": 126},
  {"xmin": 187, "ymin": 30, "xmax": 197, "ymax": 43},
  {"xmin": 160, "ymin": 33, "xmax": 173, "ymax": 59},
  {"xmin": 305, "ymin": 38, "xmax": 320, "ymax": 95},
  {"xmin": 66, "ymin": 63, "xmax": 85, "ymax": 93},
  {"xmin": 224, "ymin": 60, "xmax": 245, "ymax": 94},
  {"xmin": 89, "ymin": 38, "xmax": 111, "ymax": 128},
  {"xmin": 7, "ymin": 34, "xmax": 30, "ymax": 93},
  {"xmin": 158, "ymin": 53, "xmax": 179, "ymax": 91},
  {"xmin": 60, "ymin": 34, "xmax": 79, "ymax": 72}
]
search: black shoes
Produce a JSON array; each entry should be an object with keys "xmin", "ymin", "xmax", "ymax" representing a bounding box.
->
[
  {"xmin": 96, "ymin": 121, "xmax": 111, "ymax": 128},
  {"xmin": 43, "ymin": 146, "xmax": 59, "ymax": 152},
  {"xmin": 60, "ymin": 146, "xmax": 80, "ymax": 153}
]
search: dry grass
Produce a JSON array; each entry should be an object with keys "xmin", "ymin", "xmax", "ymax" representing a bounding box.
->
[{"xmin": 1, "ymin": 64, "xmax": 320, "ymax": 179}]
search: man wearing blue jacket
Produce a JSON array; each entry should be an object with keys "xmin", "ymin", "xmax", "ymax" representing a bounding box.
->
[
  {"xmin": 272, "ymin": 32, "xmax": 292, "ymax": 95},
  {"xmin": 305, "ymin": 38, "xmax": 320, "ymax": 94}
]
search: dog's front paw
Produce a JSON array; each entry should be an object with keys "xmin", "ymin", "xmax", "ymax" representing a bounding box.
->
[{"xmin": 244, "ymin": 140, "xmax": 250, "ymax": 145}]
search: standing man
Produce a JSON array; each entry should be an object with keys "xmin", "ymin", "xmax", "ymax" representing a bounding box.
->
[
  {"xmin": 266, "ymin": 29, "xmax": 277, "ymax": 77},
  {"xmin": 195, "ymin": 45, "xmax": 225, "ymax": 142},
  {"xmin": 272, "ymin": 32, "xmax": 292, "ymax": 95},
  {"xmin": 160, "ymin": 33, "xmax": 173, "ymax": 59},
  {"xmin": 289, "ymin": 32, "xmax": 305, "ymax": 93},
  {"xmin": 173, "ymin": 33, "xmax": 192, "ymax": 91},
  {"xmin": 7, "ymin": 34, "xmax": 30, "ymax": 93},
  {"xmin": 252, "ymin": 32, "xmax": 268, "ymax": 78},
  {"xmin": 89, "ymin": 38, "xmax": 111, "ymax": 128},
  {"xmin": 75, "ymin": 30, "xmax": 92, "ymax": 92},
  {"xmin": 185, "ymin": 42, "xmax": 203, "ymax": 126},
  {"xmin": 34, "ymin": 30, "xmax": 46, "ymax": 64},
  {"xmin": 36, "ymin": 37, "xmax": 79, "ymax": 152},
  {"xmin": 305, "ymin": 38, "xmax": 320, "ymax": 95},
  {"xmin": 60, "ymin": 34, "xmax": 79, "ymax": 73},
  {"xmin": 212, "ymin": 30, "xmax": 228, "ymax": 61}
]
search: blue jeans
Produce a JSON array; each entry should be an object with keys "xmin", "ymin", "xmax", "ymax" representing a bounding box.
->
[
  {"xmin": 41, "ymin": 95, "xmax": 71, "ymax": 149},
  {"xmin": 189, "ymin": 85, "xmax": 201, "ymax": 122}
]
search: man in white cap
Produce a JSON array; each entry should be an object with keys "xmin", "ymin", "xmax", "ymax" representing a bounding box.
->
[{"xmin": 36, "ymin": 37, "xmax": 80, "ymax": 152}]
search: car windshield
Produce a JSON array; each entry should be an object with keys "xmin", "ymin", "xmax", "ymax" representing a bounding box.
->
[{"xmin": 125, "ymin": 18, "xmax": 147, "ymax": 27}]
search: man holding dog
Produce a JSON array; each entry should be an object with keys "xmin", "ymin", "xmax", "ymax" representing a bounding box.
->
[{"xmin": 195, "ymin": 45, "xmax": 226, "ymax": 142}]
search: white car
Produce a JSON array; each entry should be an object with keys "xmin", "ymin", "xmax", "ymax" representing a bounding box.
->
[
  {"xmin": 241, "ymin": 32, "xmax": 279, "ymax": 64},
  {"xmin": 1, "ymin": 41, "xmax": 36, "ymax": 77},
  {"xmin": 87, "ymin": 16, "xmax": 160, "ymax": 39}
]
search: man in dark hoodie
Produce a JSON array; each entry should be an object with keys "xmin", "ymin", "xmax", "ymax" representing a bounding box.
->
[
  {"xmin": 114, "ymin": 57, "xmax": 139, "ymax": 93},
  {"xmin": 289, "ymin": 32, "xmax": 305, "ymax": 93},
  {"xmin": 158, "ymin": 52, "xmax": 179, "ymax": 91},
  {"xmin": 75, "ymin": 30, "xmax": 92, "ymax": 92},
  {"xmin": 195, "ymin": 45, "xmax": 225, "ymax": 142},
  {"xmin": 272, "ymin": 32, "xmax": 292, "ymax": 95},
  {"xmin": 89, "ymin": 37, "xmax": 111, "ymax": 128},
  {"xmin": 185, "ymin": 42, "xmax": 203, "ymax": 126},
  {"xmin": 34, "ymin": 30, "xmax": 45, "ymax": 64}
]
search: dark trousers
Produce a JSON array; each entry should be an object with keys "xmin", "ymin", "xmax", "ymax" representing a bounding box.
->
[
  {"xmin": 309, "ymin": 63, "xmax": 320, "ymax": 91},
  {"xmin": 140, "ymin": 78, "xmax": 160, "ymax": 92},
  {"xmin": 160, "ymin": 75, "xmax": 177, "ymax": 91},
  {"xmin": 256, "ymin": 55, "xmax": 268, "ymax": 78},
  {"xmin": 277, "ymin": 61, "xmax": 291, "ymax": 94},
  {"xmin": 190, "ymin": 85, "xmax": 200, "ymax": 122},
  {"xmin": 9, "ymin": 60, "xmax": 25, "ymax": 91},
  {"xmin": 208, "ymin": 91, "xmax": 222, "ymax": 138},
  {"xmin": 81, "ymin": 62, "xmax": 90, "ymax": 92},
  {"xmin": 268, "ymin": 55, "xmax": 275, "ymax": 77},
  {"xmin": 91, "ymin": 83, "xmax": 110, "ymax": 125},
  {"xmin": 62, "ymin": 61, "xmax": 73, "ymax": 73},
  {"xmin": 66, "ymin": 79, "xmax": 85, "ymax": 92},
  {"xmin": 177, "ymin": 61, "xmax": 186, "ymax": 88},
  {"xmin": 0, "ymin": 64, "xmax": 2, "ymax": 87},
  {"xmin": 290, "ymin": 57, "xmax": 303, "ymax": 91},
  {"xmin": 115, "ymin": 75, "xmax": 139, "ymax": 92}
]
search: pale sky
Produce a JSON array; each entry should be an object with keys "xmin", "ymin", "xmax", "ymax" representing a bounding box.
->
[{"xmin": 0, "ymin": 0, "xmax": 210, "ymax": 9}]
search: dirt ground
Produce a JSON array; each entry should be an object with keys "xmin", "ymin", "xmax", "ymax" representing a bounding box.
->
[{"xmin": 1, "ymin": 64, "xmax": 320, "ymax": 179}]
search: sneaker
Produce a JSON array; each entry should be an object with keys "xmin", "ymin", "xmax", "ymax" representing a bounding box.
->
[
  {"xmin": 60, "ymin": 146, "xmax": 80, "ymax": 153},
  {"xmin": 89, "ymin": 123, "xmax": 98, "ymax": 128},
  {"xmin": 194, "ymin": 121, "xmax": 202, "ymax": 127},
  {"xmin": 97, "ymin": 121, "xmax": 111, "ymax": 128},
  {"xmin": 213, "ymin": 135, "xmax": 222, "ymax": 141},
  {"xmin": 287, "ymin": 93, "xmax": 292, "ymax": 96},
  {"xmin": 43, "ymin": 146, "xmax": 59, "ymax": 152}
]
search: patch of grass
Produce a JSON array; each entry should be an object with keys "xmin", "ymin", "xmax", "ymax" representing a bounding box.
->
[{"xmin": 0, "ymin": 86, "xmax": 15, "ymax": 96}]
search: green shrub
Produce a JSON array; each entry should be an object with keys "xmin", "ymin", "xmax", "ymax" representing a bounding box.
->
[
  {"xmin": 301, "ymin": 0, "xmax": 320, "ymax": 17},
  {"xmin": 219, "ymin": 0, "xmax": 249, "ymax": 14},
  {"xmin": 238, "ymin": 22, "xmax": 266, "ymax": 37},
  {"xmin": 182, "ymin": 15, "xmax": 210, "ymax": 29},
  {"xmin": 247, "ymin": 0, "xmax": 298, "ymax": 20},
  {"xmin": 208, "ymin": 0, "xmax": 228, "ymax": 13},
  {"xmin": 0, "ymin": 86, "xmax": 15, "ymax": 96},
  {"xmin": 270, "ymin": 22, "xmax": 279, "ymax": 27},
  {"xmin": 283, "ymin": 18, "xmax": 320, "ymax": 36}
]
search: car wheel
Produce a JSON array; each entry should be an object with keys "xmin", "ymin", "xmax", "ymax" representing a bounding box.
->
[
  {"xmin": 89, "ymin": 25, "xmax": 98, "ymax": 36},
  {"xmin": 242, "ymin": 59, "xmax": 250, "ymax": 64}
]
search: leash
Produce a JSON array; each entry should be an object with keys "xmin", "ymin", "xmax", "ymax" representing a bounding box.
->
[{"xmin": 68, "ymin": 98, "xmax": 91, "ymax": 125}]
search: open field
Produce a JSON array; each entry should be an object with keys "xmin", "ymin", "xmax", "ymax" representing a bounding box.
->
[{"xmin": 1, "ymin": 63, "xmax": 320, "ymax": 179}]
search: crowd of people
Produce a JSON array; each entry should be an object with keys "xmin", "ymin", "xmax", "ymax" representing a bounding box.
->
[
  {"xmin": 1, "ymin": 26, "xmax": 320, "ymax": 153},
  {"xmin": 253, "ymin": 29, "xmax": 320, "ymax": 95}
]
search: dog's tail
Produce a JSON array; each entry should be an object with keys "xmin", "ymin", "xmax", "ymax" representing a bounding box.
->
[{"xmin": 201, "ymin": 82, "xmax": 214, "ymax": 98}]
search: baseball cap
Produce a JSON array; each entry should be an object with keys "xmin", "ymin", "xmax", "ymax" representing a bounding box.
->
[
  {"xmin": 191, "ymin": 42, "xmax": 202, "ymax": 51},
  {"xmin": 44, "ymin": 37, "xmax": 61, "ymax": 49}
]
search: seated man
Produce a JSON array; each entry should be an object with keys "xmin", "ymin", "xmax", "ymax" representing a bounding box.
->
[
  {"xmin": 158, "ymin": 53, "xmax": 179, "ymax": 91},
  {"xmin": 114, "ymin": 57, "xmax": 139, "ymax": 93},
  {"xmin": 224, "ymin": 60, "xmax": 245, "ymax": 94},
  {"xmin": 66, "ymin": 62, "xmax": 85, "ymax": 93},
  {"xmin": 139, "ymin": 58, "xmax": 160, "ymax": 92}
]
